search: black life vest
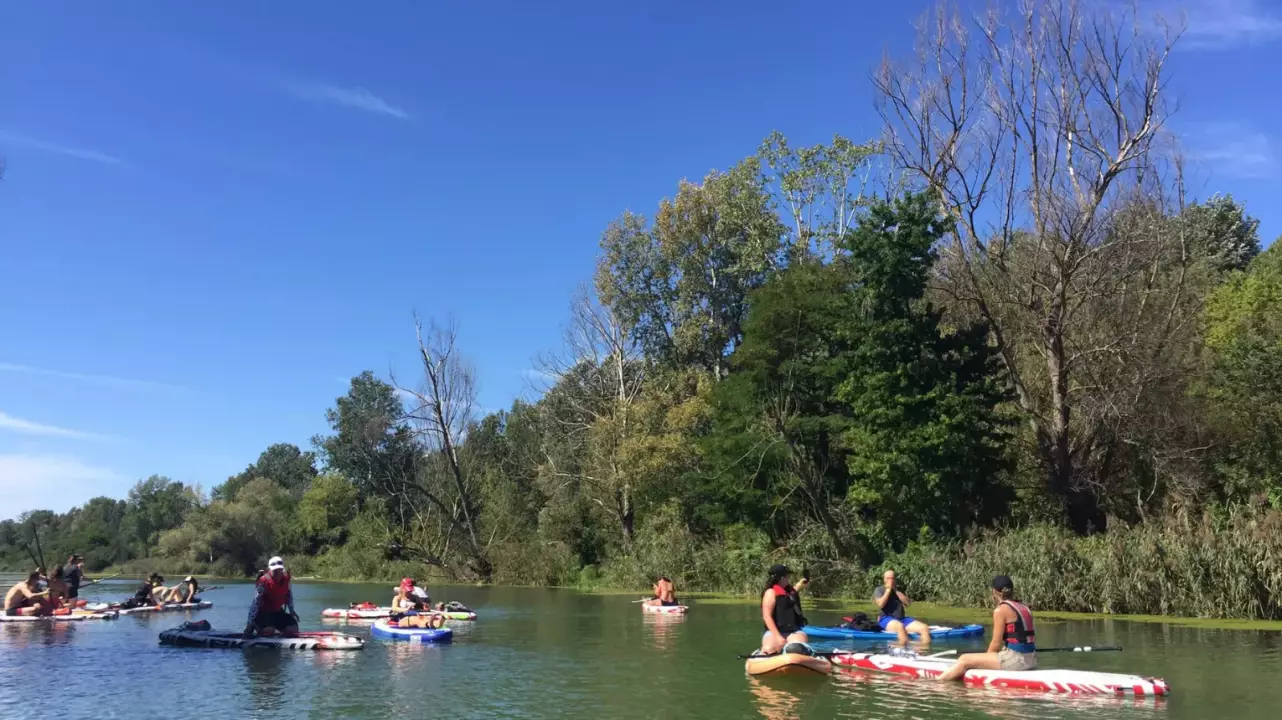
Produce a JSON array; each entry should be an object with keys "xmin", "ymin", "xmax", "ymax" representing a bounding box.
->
[{"xmin": 765, "ymin": 584, "xmax": 804, "ymax": 634}]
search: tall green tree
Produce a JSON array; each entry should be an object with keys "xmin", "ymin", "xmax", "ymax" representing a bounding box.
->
[
  {"xmin": 1204, "ymin": 243, "xmax": 1282, "ymax": 504},
  {"xmin": 596, "ymin": 159, "xmax": 786, "ymax": 378},
  {"xmin": 314, "ymin": 371, "xmax": 419, "ymax": 509},
  {"xmin": 214, "ymin": 443, "xmax": 319, "ymax": 501},
  {"xmin": 836, "ymin": 194, "xmax": 1014, "ymax": 548},
  {"xmin": 122, "ymin": 476, "xmax": 199, "ymax": 550},
  {"xmin": 703, "ymin": 258, "xmax": 858, "ymax": 557}
]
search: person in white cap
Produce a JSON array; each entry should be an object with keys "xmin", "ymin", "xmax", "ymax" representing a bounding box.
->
[{"xmin": 243, "ymin": 556, "xmax": 298, "ymax": 638}]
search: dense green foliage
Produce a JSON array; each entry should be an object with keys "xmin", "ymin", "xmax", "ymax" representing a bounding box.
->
[{"xmin": 5, "ymin": 3, "xmax": 1282, "ymax": 619}]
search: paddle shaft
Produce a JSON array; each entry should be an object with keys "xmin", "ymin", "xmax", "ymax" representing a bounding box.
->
[
  {"xmin": 82, "ymin": 572, "xmax": 125, "ymax": 587},
  {"xmin": 1036, "ymin": 645, "xmax": 1121, "ymax": 653},
  {"xmin": 30, "ymin": 523, "xmax": 46, "ymax": 569}
]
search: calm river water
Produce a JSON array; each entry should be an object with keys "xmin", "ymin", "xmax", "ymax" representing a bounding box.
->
[{"xmin": 1, "ymin": 577, "xmax": 1279, "ymax": 719}]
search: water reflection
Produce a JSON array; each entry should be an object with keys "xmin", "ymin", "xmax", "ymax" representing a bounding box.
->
[
  {"xmin": 242, "ymin": 650, "xmax": 290, "ymax": 715},
  {"xmin": 643, "ymin": 613, "xmax": 685, "ymax": 651},
  {"xmin": 748, "ymin": 677, "xmax": 807, "ymax": 719}
]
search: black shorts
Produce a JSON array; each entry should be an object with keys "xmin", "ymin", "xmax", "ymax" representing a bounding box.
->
[
  {"xmin": 661, "ymin": 599, "xmax": 679, "ymax": 607},
  {"xmin": 4, "ymin": 607, "xmax": 23, "ymax": 616},
  {"xmin": 253, "ymin": 609, "xmax": 296, "ymax": 632},
  {"xmin": 67, "ymin": 588, "xmax": 79, "ymax": 599}
]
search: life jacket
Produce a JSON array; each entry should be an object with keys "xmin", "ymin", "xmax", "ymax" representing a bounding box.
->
[
  {"xmin": 133, "ymin": 583, "xmax": 153, "ymax": 601},
  {"xmin": 256, "ymin": 573, "xmax": 291, "ymax": 613},
  {"xmin": 765, "ymin": 584, "xmax": 803, "ymax": 635},
  {"xmin": 1000, "ymin": 600, "xmax": 1036, "ymax": 653}
]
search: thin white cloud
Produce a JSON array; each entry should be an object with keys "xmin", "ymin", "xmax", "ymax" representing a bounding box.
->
[
  {"xmin": 0, "ymin": 454, "xmax": 122, "ymax": 518},
  {"xmin": 1168, "ymin": 0, "xmax": 1282, "ymax": 48},
  {"xmin": 0, "ymin": 130, "xmax": 129, "ymax": 167},
  {"xmin": 1189, "ymin": 122, "xmax": 1278, "ymax": 178},
  {"xmin": 0, "ymin": 411, "xmax": 103, "ymax": 440},
  {"xmin": 276, "ymin": 80, "xmax": 410, "ymax": 120},
  {"xmin": 0, "ymin": 362, "xmax": 184, "ymax": 392}
]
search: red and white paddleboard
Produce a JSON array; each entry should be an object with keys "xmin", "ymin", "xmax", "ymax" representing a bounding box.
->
[
  {"xmin": 831, "ymin": 652, "xmax": 1169, "ymax": 697},
  {"xmin": 322, "ymin": 607, "xmax": 393, "ymax": 619}
]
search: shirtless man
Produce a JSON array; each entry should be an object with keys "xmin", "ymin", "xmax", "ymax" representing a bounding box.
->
[
  {"xmin": 5, "ymin": 572, "xmax": 50, "ymax": 617},
  {"xmin": 645, "ymin": 576, "xmax": 679, "ymax": 607}
]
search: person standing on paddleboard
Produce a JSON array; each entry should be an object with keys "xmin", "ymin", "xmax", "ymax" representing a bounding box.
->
[
  {"xmin": 937, "ymin": 575, "xmax": 1037, "ymax": 681},
  {"xmin": 758, "ymin": 564, "xmax": 811, "ymax": 655},
  {"xmin": 244, "ymin": 556, "xmax": 299, "ymax": 638},
  {"xmin": 64, "ymin": 555, "xmax": 84, "ymax": 601},
  {"xmin": 874, "ymin": 569, "xmax": 932, "ymax": 646}
]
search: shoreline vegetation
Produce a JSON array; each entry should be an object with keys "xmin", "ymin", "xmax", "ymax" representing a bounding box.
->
[{"xmin": 7, "ymin": 2, "xmax": 1282, "ymax": 626}]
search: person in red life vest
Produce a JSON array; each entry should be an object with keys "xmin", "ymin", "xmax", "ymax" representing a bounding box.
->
[
  {"xmin": 243, "ymin": 556, "xmax": 299, "ymax": 638},
  {"xmin": 937, "ymin": 575, "xmax": 1038, "ymax": 681},
  {"xmin": 758, "ymin": 564, "xmax": 811, "ymax": 655}
]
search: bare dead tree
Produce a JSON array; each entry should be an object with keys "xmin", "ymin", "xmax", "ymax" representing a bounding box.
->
[
  {"xmin": 875, "ymin": 0, "xmax": 1196, "ymax": 530},
  {"xmin": 394, "ymin": 315, "xmax": 492, "ymax": 579},
  {"xmin": 535, "ymin": 285, "xmax": 647, "ymax": 545}
]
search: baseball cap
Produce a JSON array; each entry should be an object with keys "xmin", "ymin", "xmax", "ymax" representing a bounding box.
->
[
  {"xmin": 267, "ymin": 556, "xmax": 285, "ymax": 570},
  {"xmin": 768, "ymin": 563, "xmax": 790, "ymax": 578},
  {"xmin": 991, "ymin": 575, "xmax": 1014, "ymax": 591},
  {"xmin": 184, "ymin": 576, "xmax": 194, "ymax": 582}
]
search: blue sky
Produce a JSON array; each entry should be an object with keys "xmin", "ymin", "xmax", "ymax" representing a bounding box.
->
[{"xmin": 2, "ymin": 0, "xmax": 1280, "ymax": 517}]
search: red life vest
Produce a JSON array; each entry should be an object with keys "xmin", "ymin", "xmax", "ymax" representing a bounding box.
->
[
  {"xmin": 257, "ymin": 573, "xmax": 291, "ymax": 613},
  {"xmin": 1001, "ymin": 600, "xmax": 1036, "ymax": 652}
]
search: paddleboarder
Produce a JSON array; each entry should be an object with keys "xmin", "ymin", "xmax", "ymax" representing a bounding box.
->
[{"xmin": 937, "ymin": 575, "xmax": 1038, "ymax": 681}]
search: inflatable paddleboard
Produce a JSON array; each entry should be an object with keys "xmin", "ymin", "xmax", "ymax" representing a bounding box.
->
[
  {"xmin": 803, "ymin": 623, "xmax": 983, "ymax": 641},
  {"xmin": 322, "ymin": 607, "xmax": 476, "ymax": 621},
  {"xmin": 0, "ymin": 611, "xmax": 119, "ymax": 623},
  {"xmin": 119, "ymin": 601, "xmax": 213, "ymax": 616},
  {"xmin": 370, "ymin": 618, "xmax": 454, "ymax": 643},
  {"xmin": 744, "ymin": 651, "xmax": 832, "ymax": 676},
  {"xmin": 642, "ymin": 603, "xmax": 688, "ymax": 615},
  {"xmin": 159, "ymin": 626, "xmax": 364, "ymax": 650},
  {"xmin": 830, "ymin": 651, "xmax": 1169, "ymax": 696}
]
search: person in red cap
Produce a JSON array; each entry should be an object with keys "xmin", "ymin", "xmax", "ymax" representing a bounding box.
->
[{"xmin": 938, "ymin": 575, "xmax": 1038, "ymax": 681}]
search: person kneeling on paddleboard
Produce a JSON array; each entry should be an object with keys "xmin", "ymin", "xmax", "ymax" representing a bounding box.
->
[
  {"xmin": 874, "ymin": 569, "xmax": 932, "ymax": 646},
  {"xmin": 644, "ymin": 575, "xmax": 679, "ymax": 607},
  {"xmin": 937, "ymin": 575, "xmax": 1037, "ymax": 681},
  {"xmin": 244, "ymin": 556, "xmax": 299, "ymax": 638},
  {"xmin": 759, "ymin": 564, "xmax": 811, "ymax": 655}
]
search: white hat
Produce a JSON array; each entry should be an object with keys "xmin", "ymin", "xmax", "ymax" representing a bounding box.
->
[
  {"xmin": 267, "ymin": 556, "xmax": 285, "ymax": 570},
  {"xmin": 184, "ymin": 576, "xmax": 194, "ymax": 582}
]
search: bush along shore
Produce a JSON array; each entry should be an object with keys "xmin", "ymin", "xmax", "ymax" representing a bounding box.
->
[{"xmin": 6, "ymin": 3, "xmax": 1282, "ymax": 623}]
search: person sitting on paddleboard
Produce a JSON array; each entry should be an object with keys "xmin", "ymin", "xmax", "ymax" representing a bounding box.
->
[
  {"xmin": 244, "ymin": 556, "xmax": 299, "ymax": 638},
  {"xmin": 938, "ymin": 575, "xmax": 1037, "ymax": 681},
  {"xmin": 759, "ymin": 564, "xmax": 811, "ymax": 655},
  {"xmin": 645, "ymin": 576, "xmax": 679, "ymax": 607},
  {"xmin": 168, "ymin": 576, "xmax": 200, "ymax": 604},
  {"xmin": 874, "ymin": 569, "xmax": 932, "ymax": 646},
  {"xmin": 4, "ymin": 571, "xmax": 51, "ymax": 617}
]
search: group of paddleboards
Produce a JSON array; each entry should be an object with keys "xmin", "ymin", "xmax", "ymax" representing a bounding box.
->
[
  {"xmin": 158, "ymin": 557, "xmax": 474, "ymax": 649},
  {"xmin": 3, "ymin": 562, "xmax": 218, "ymax": 623},
  {"xmin": 739, "ymin": 565, "xmax": 1169, "ymax": 696}
]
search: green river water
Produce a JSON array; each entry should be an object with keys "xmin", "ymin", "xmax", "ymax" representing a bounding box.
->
[{"xmin": 1, "ymin": 577, "xmax": 1279, "ymax": 718}]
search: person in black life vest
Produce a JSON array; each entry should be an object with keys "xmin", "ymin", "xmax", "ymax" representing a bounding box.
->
[
  {"xmin": 64, "ymin": 555, "xmax": 84, "ymax": 600},
  {"xmin": 758, "ymin": 564, "xmax": 810, "ymax": 655},
  {"xmin": 243, "ymin": 556, "xmax": 299, "ymax": 638},
  {"xmin": 938, "ymin": 575, "xmax": 1038, "ymax": 681},
  {"xmin": 874, "ymin": 568, "xmax": 932, "ymax": 646}
]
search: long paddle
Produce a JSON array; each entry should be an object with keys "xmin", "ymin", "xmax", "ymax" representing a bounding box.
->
[
  {"xmin": 81, "ymin": 571, "xmax": 125, "ymax": 588},
  {"xmin": 737, "ymin": 648, "xmax": 957, "ymax": 661},
  {"xmin": 1035, "ymin": 645, "xmax": 1121, "ymax": 653},
  {"xmin": 30, "ymin": 522, "xmax": 46, "ymax": 570}
]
